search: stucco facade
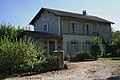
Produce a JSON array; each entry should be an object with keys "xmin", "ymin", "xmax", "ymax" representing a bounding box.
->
[
  {"xmin": 29, "ymin": 8, "xmax": 113, "ymax": 55},
  {"xmin": 62, "ymin": 34, "xmax": 93, "ymax": 55},
  {"xmin": 34, "ymin": 11, "xmax": 61, "ymax": 36}
]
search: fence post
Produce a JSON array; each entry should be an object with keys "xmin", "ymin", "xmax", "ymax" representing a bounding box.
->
[{"xmin": 53, "ymin": 50, "xmax": 64, "ymax": 69}]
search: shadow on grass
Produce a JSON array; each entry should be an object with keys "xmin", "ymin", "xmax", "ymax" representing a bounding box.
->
[
  {"xmin": 106, "ymin": 76, "xmax": 120, "ymax": 80},
  {"xmin": 0, "ymin": 71, "xmax": 55, "ymax": 79},
  {"xmin": 0, "ymin": 67, "xmax": 68, "ymax": 79}
]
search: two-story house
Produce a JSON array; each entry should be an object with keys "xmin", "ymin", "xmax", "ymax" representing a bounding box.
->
[{"xmin": 23, "ymin": 8, "xmax": 114, "ymax": 56}]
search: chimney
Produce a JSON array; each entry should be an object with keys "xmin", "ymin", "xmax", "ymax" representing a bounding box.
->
[{"xmin": 82, "ymin": 10, "xmax": 87, "ymax": 16}]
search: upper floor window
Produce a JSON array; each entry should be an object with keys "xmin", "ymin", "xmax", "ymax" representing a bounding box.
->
[
  {"xmin": 70, "ymin": 22, "xmax": 77, "ymax": 34},
  {"xmin": 43, "ymin": 23, "xmax": 48, "ymax": 32},
  {"xmin": 85, "ymin": 23, "xmax": 92, "ymax": 35}
]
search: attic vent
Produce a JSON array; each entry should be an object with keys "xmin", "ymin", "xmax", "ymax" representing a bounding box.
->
[{"xmin": 82, "ymin": 10, "xmax": 87, "ymax": 16}]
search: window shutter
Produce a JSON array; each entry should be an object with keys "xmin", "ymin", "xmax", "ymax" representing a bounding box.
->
[
  {"xmin": 80, "ymin": 23, "xmax": 84, "ymax": 34},
  {"xmin": 77, "ymin": 23, "xmax": 81, "ymax": 35},
  {"xmin": 82, "ymin": 41, "xmax": 85, "ymax": 52},
  {"xmin": 83, "ymin": 24, "xmax": 85, "ymax": 34},
  {"xmin": 67, "ymin": 41, "xmax": 71, "ymax": 54},
  {"xmin": 92, "ymin": 25, "xmax": 97, "ymax": 35},
  {"xmin": 78, "ymin": 41, "xmax": 81, "ymax": 52},
  {"xmin": 69, "ymin": 22, "xmax": 72, "ymax": 34},
  {"xmin": 63, "ymin": 22, "xmax": 69, "ymax": 34}
]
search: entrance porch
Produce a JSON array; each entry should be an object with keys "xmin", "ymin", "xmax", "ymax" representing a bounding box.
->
[
  {"xmin": 18, "ymin": 31, "xmax": 62, "ymax": 55},
  {"xmin": 39, "ymin": 38, "xmax": 62, "ymax": 55}
]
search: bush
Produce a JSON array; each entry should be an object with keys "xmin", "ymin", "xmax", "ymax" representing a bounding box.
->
[
  {"xmin": 0, "ymin": 37, "xmax": 46, "ymax": 74},
  {"xmin": 109, "ymin": 49, "xmax": 120, "ymax": 57},
  {"xmin": 113, "ymin": 49, "xmax": 120, "ymax": 57},
  {"xmin": 42, "ymin": 55, "xmax": 58, "ymax": 71},
  {"xmin": 64, "ymin": 56, "xmax": 70, "ymax": 61},
  {"xmin": 116, "ymin": 49, "xmax": 120, "ymax": 56},
  {"xmin": 0, "ymin": 24, "xmax": 60, "ymax": 75},
  {"xmin": 70, "ymin": 52, "xmax": 91, "ymax": 61}
]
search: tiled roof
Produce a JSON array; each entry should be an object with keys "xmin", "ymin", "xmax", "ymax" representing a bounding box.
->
[
  {"xmin": 29, "ymin": 8, "xmax": 114, "ymax": 25},
  {"xmin": 18, "ymin": 31, "xmax": 62, "ymax": 39}
]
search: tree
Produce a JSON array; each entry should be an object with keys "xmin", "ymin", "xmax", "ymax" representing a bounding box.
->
[
  {"xmin": 111, "ymin": 30, "xmax": 120, "ymax": 57},
  {"xmin": 112, "ymin": 31, "xmax": 120, "ymax": 49},
  {"xmin": 0, "ymin": 24, "xmax": 23, "ymax": 40},
  {"xmin": 90, "ymin": 36, "xmax": 103, "ymax": 59}
]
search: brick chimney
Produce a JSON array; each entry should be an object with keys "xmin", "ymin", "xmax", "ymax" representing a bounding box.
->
[{"xmin": 82, "ymin": 10, "xmax": 87, "ymax": 16}]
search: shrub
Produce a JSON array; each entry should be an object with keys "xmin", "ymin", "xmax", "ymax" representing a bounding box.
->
[
  {"xmin": 113, "ymin": 49, "xmax": 120, "ymax": 57},
  {"xmin": 0, "ymin": 37, "xmax": 46, "ymax": 74},
  {"xmin": 43, "ymin": 55, "xmax": 58, "ymax": 71},
  {"xmin": 64, "ymin": 56, "xmax": 70, "ymax": 61},
  {"xmin": 70, "ymin": 52, "xmax": 91, "ymax": 61},
  {"xmin": 116, "ymin": 49, "xmax": 120, "ymax": 56},
  {"xmin": 0, "ymin": 24, "xmax": 61, "ymax": 75}
]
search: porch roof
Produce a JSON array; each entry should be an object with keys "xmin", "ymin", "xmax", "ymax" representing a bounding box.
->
[{"xmin": 18, "ymin": 31, "xmax": 62, "ymax": 39}]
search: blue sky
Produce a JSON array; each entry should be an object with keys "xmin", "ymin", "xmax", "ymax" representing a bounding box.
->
[{"xmin": 0, "ymin": 0, "xmax": 120, "ymax": 30}]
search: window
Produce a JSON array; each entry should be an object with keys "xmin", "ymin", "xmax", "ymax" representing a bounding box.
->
[
  {"xmin": 67, "ymin": 40, "xmax": 81, "ymax": 54},
  {"xmin": 72, "ymin": 23, "xmax": 75, "ymax": 34},
  {"xmin": 71, "ymin": 41, "xmax": 78, "ymax": 53},
  {"xmin": 70, "ymin": 22, "xmax": 77, "ymax": 34},
  {"xmin": 85, "ymin": 23, "xmax": 92, "ymax": 35},
  {"xmin": 85, "ymin": 42, "xmax": 91, "ymax": 52},
  {"xmin": 43, "ymin": 23, "xmax": 48, "ymax": 32}
]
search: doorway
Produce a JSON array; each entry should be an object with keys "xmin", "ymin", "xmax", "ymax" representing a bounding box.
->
[{"xmin": 49, "ymin": 41, "xmax": 55, "ymax": 55}]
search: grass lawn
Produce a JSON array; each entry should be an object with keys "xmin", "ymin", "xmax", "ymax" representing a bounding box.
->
[{"xmin": 97, "ymin": 57, "xmax": 120, "ymax": 62}]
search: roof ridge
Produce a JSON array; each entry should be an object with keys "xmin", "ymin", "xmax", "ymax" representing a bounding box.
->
[
  {"xmin": 29, "ymin": 7, "xmax": 114, "ymax": 25},
  {"xmin": 42, "ymin": 7, "xmax": 83, "ymax": 16}
]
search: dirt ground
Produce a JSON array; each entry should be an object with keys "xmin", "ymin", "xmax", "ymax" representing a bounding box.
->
[{"xmin": 5, "ymin": 61, "xmax": 120, "ymax": 80}]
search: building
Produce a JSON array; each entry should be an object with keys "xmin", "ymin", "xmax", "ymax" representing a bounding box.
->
[{"xmin": 24, "ymin": 8, "xmax": 114, "ymax": 56}]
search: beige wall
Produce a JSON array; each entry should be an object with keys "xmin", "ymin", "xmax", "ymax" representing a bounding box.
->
[
  {"xmin": 34, "ymin": 10, "xmax": 60, "ymax": 36},
  {"xmin": 98, "ymin": 23, "xmax": 112, "ymax": 42},
  {"xmin": 62, "ymin": 34, "xmax": 93, "ymax": 55},
  {"xmin": 39, "ymin": 38, "xmax": 61, "ymax": 54},
  {"xmin": 61, "ymin": 17, "xmax": 112, "ymax": 42},
  {"xmin": 62, "ymin": 17, "xmax": 98, "ymax": 35}
]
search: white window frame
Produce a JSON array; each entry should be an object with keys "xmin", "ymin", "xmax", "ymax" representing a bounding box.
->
[
  {"xmin": 85, "ymin": 23, "xmax": 92, "ymax": 35},
  {"xmin": 43, "ymin": 23, "xmax": 48, "ymax": 32}
]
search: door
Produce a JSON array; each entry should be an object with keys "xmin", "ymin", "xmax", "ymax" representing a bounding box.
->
[{"xmin": 49, "ymin": 41, "xmax": 55, "ymax": 55}]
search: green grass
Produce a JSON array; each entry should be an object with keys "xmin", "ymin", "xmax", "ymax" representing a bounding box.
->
[
  {"xmin": 97, "ymin": 58, "xmax": 111, "ymax": 60},
  {"xmin": 97, "ymin": 57, "xmax": 120, "ymax": 62}
]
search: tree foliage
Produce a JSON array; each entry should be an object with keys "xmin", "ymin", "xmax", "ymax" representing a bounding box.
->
[
  {"xmin": 112, "ymin": 31, "xmax": 120, "ymax": 49},
  {"xmin": 0, "ymin": 24, "xmax": 23, "ymax": 40},
  {"xmin": 90, "ymin": 36, "xmax": 103, "ymax": 59},
  {"xmin": 111, "ymin": 31, "xmax": 120, "ymax": 57}
]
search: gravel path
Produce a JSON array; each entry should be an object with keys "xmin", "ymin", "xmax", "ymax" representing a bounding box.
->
[{"xmin": 5, "ymin": 61, "xmax": 120, "ymax": 80}]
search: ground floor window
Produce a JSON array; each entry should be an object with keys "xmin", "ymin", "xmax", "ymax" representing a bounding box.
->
[
  {"xmin": 67, "ymin": 40, "xmax": 91, "ymax": 54},
  {"xmin": 71, "ymin": 41, "xmax": 78, "ymax": 53},
  {"xmin": 84, "ymin": 41, "xmax": 91, "ymax": 52},
  {"xmin": 67, "ymin": 40, "xmax": 81, "ymax": 54}
]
